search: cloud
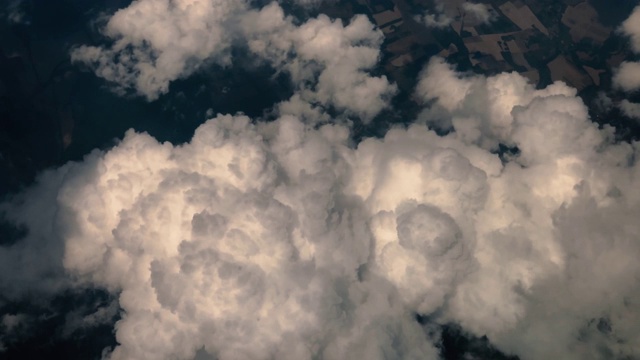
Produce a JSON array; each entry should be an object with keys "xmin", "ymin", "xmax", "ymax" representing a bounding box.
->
[
  {"xmin": 71, "ymin": 0, "xmax": 247, "ymax": 100},
  {"xmin": 289, "ymin": 0, "xmax": 325, "ymax": 6},
  {"xmin": 620, "ymin": 99, "xmax": 640, "ymax": 119},
  {"xmin": 418, "ymin": 1, "xmax": 495, "ymax": 29},
  {"xmin": 461, "ymin": 2, "xmax": 496, "ymax": 24},
  {"xmin": 2, "ymin": 114, "xmax": 446, "ymax": 360},
  {"xmin": 415, "ymin": 57, "xmax": 580, "ymax": 152},
  {"xmin": 413, "ymin": 58, "xmax": 640, "ymax": 359},
  {"xmin": 613, "ymin": 61, "xmax": 640, "ymax": 93},
  {"xmin": 421, "ymin": 13, "xmax": 453, "ymax": 29},
  {"xmin": 613, "ymin": 5, "xmax": 640, "ymax": 122},
  {"xmin": 614, "ymin": 5, "xmax": 640, "ymax": 92},
  {"xmin": 620, "ymin": 5, "xmax": 640, "ymax": 53},
  {"xmin": 241, "ymin": 3, "xmax": 396, "ymax": 121},
  {"xmin": 4, "ymin": 53, "xmax": 640, "ymax": 359},
  {"xmin": 71, "ymin": 1, "xmax": 396, "ymax": 121},
  {"xmin": 418, "ymin": 1, "xmax": 452, "ymax": 29},
  {"xmin": 4, "ymin": 4, "xmax": 640, "ymax": 360}
]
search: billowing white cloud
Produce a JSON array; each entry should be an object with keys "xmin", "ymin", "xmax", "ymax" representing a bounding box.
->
[
  {"xmin": 71, "ymin": 0, "xmax": 248, "ymax": 100},
  {"xmin": 71, "ymin": 1, "xmax": 396, "ymax": 120},
  {"xmin": 413, "ymin": 58, "xmax": 640, "ymax": 359},
  {"xmin": 415, "ymin": 57, "xmax": 580, "ymax": 152},
  {"xmin": 4, "ymin": 55, "xmax": 640, "ymax": 360},
  {"xmin": 2, "ymin": 114, "xmax": 444, "ymax": 360},
  {"xmin": 241, "ymin": 3, "xmax": 396, "ymax": 121},
  {"xmin": 620, "ymin": 5, "xmax": 640, "ymax": 53},
  {"xmin": 613, "ymin": 5, "xmax": 640, "ymax": 120},
  {"xmin": 5, "ymin": 3, "xmax": 640, "ymax": 360},
  {"xmin": 613, "ymin": 61, "xmax": 640, "ymax": 93}
]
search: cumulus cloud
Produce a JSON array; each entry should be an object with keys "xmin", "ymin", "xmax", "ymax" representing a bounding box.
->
[
  {"xmin": 71, "ymin": 0, "xmax": 247, "ymax": 99},
  {"xmin": 613, "ymin": 5, "xmax": 640, "ymax": 120},
  {"xmin": 5, "ymin": 3, "xmax": 640, "ymax": 360},
  {"xmin": 620, "ymin": 5, "xmax": 640, "ymax": 53},
  {"xmin": 613, "ymin": 61, "xmax": 640, "ymax": 93},
  {"xmin": 415, "ymin": 57, "xmax": 580, "ymax": 151},
  {"xmin": 614, "ymin": 5, "xmax": 640, "ymax": 92},
  {"xmin": 418, "ymin": 1, "xmax": 495, "ymax": 29},
  {"xmin": 413, "ymin": 58, "xmax": 640, "ymax": 359},
  {"xmin": 71, "ymin": 1, "xmax": 396, "ymax": 120},
  {"xmin": 241, "ymin": 3, "xmax": 396, "ymax": 121},
  {"xmin": 421, "ymin": 13, "xmax": 453, "ymax": 29},
  {"xmin": 2, "ymin": 114, "xmax": 444, "ymax": 360},
  {"xmin": 620, "ymin": 99, "xmax": 640, "ymax": 119},
  {"xmin": 4, "ymin": 54, "xmax": 640, "ymax": 360},
  {"xmin": 418, "ymin": 1, "xmax": 452, "ymax": 29},
  {"xmin": 461, "ymin": 2, "xmax": 496, "ymax": 24}
]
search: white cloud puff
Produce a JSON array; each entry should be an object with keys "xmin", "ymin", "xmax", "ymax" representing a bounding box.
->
[
  {"xmin": 415, "ymin": 57, "xmax": 583, "ymax": 153},
  {"xmin": 241, "ymin": 3, "xmax": 396, "ymax": 121},
  {"xmin": 613, "ymin": 6, "xmax": 640, "ymax": 120},
  {"xmin": 461, "ymin": 3, "xmax": 496, "ymax": 24},
  {"xmin": 71, "ymin": 1, "xmax": 396, "ymax": 120},
  {"xmin": 412, "ymin": 59, "xmax": 640, "ymax": 359},
  {"xmin": 613, "ymin": 61, "xmax": 640, "ymax": 93},
  {"xmin": 620, "ymin": 5, "xmax": 640, "ymax": 53},
  {"xmin": 71, "ymin": 0, "xmax": 248, "ymax": 100}
]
